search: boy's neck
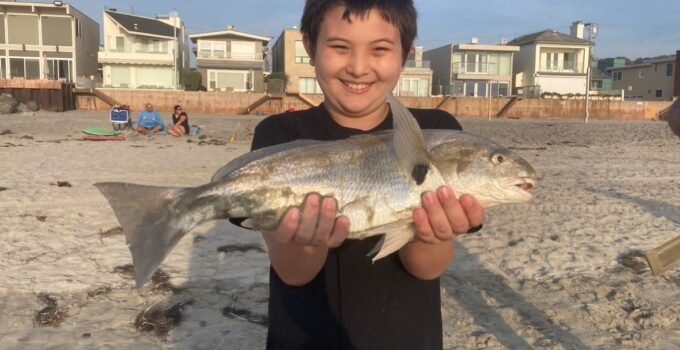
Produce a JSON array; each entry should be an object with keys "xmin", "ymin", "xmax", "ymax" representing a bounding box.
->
[{"xmin": 327, "ymin": 103, "xmax": 390, "ymax": 131}]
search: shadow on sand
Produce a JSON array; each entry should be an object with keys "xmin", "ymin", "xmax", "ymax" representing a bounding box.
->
[{"xmin": 443, "ymin": 244, "xmax": 591, "ymax": 350}]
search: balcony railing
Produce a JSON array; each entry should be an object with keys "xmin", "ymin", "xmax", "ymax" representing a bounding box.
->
[
  {"xmin": 197, "ymin": 51, "xmax": 263, "ymax": 61},
  {"xmin": 99, "ymin": 47, "xmax": 168, "ymax": 55},
  {"xmin": 453, "ymin": 62, "xmax": 498, "ymax": 75},
  {"xmin": 404, "ymin": 60, "xmax": 430, "ymax": 68},
  {"xmin": 539, "ymin": 64, "xmax": 584, "ymax": 74}
]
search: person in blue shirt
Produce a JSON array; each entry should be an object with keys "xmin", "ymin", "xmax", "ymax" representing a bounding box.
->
[{"xmin": 136, "ymin": 103, "xmax": 165, "ymax": 135}]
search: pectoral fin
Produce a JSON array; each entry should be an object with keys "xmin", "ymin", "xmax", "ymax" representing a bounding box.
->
[
  {"xmin": 385, "ymin": 92, "xmax": 431, "ymax": 185},
  {"xmin": 368, "ymin": 225, "xmax": 416, "ymax": 262}
]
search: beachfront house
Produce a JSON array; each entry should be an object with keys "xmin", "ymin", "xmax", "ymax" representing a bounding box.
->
[
  {"xmin": 98, "ymin": 9, "xmax": 189, "ymax": 90},
  {"xmin": 270, "ymin": 27, "xmax": 317, "ymax": 94},
  {"xmin": 609, "ymin": 54, "xmax": 677, "ymax": 101},
  {"xmin": 190, "ymin": 26, "xmax": 270, "ymax": 93},
  {"xmin": 0, "ymin": 1, "xmax": 98, "ymax": 84},
  {"xmin": 394, "ymin": 46, "xmax": 433, "ymax": 97},
  {"xmin": 508, "ymin": 22, "xmax": 593, "ymax": 97},
  {"xmin": 424, "ymin": 39, "xmax": 519, "ymax": 97}
]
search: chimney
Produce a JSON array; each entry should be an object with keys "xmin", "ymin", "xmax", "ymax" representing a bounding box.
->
[
  {"xmin": 414, "ymin": 46, "xmax": 423, "ymax": 64},
  {"xmin": 570, "ymin": 21, "xmax": 585, "ymax": 39},
  {"xmin": 226, "ymin": 25, "xmax": 234, "ymax": 30},
  {"xmin": 470, "ymin": 37, "xmax": 479, "ymax": 45},
  {"xmin": 500, "ymin": 38, "xmax": 508, "ymax": 45}
]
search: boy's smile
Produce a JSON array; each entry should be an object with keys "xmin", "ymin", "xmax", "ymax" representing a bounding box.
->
[{"xmin": 305, "ymin": 5, "xmax": 405, "ymax": 130}]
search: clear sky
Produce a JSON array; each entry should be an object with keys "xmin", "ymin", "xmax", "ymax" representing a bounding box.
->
[{"xmin": 66, "ymin": 0, "xmax": 679, "ymax": 61}]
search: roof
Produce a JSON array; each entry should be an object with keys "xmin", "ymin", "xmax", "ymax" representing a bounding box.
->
[
  {"xmin": 508, "ymin": 30, "xmax": 593, "ymax": 46},
  {"xmin": 608, "ymin": 56, "xmax": 676, "ymax": 71},
  {"xmin": 190, "ymin": 28, "xmax": 270, "ymax": 43},
  {"xmin": 105, "ymin": 10, "xmax": 176, "ymax": 38}
]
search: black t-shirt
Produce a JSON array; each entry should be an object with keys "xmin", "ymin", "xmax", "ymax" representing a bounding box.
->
[
  {"xmin": 251, "ymin": 103, "xmax": 462, "ymax": 350},
  {"xmin": 172, "ymin": 112, "xmax": 190, "ymax": 134}
]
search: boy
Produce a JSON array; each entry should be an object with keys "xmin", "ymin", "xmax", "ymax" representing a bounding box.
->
[{"xmin": 251, "ymin": 1, "xmax": 484, "ymax": 348}]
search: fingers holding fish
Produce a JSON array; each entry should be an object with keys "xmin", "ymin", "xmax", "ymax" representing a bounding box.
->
[
  {"xmin": 266, "ymin": 208, "xmax": 301, "ymax": 244},
  {"xmin": 412, "ymin": 206, "xmax": 442, "ymax": 244},
  {"xmin": 294, "ymin": 194, "xmax": 323, "ymax": 245},
  {"xmin": 310, "ymin": 197, "xmax": 339, "ymax": 246},
  {"xmin": 326, "ymin": 216, "xmax": 350, "ymax": 248},
  {"xmin": 458, "ymin": 194, "xmax": 484, "ymax": 234}
]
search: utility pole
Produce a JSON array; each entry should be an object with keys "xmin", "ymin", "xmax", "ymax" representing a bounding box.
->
[{"xmin": 584, "ymin": 22, "xmax": 598, "ymax": 123}]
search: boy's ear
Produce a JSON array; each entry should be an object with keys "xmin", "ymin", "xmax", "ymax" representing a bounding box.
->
[{"xmin": 302, "ymin": 34, "xmax": 315, "ymax": 66}]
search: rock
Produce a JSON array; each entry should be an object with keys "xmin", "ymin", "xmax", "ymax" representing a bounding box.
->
[
  {"xmin": 26, "ymin": 100, "xmax": 39, "ymax": 111},
  {"xmin": 0, "ymin": 93, "xmax": 19, "ymax": 114}
]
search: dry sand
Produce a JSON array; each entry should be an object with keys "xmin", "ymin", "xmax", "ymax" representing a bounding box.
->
[{"xmin": 0, "ymin": 110, "xmax": 679, "ymax": 350}]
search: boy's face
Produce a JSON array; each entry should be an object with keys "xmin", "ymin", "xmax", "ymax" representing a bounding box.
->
[{"xmin": 305, "ymin": 5, "xmax": 404, "ymax": 124}]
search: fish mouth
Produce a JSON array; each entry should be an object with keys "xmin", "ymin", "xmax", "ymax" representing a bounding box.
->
[{"xmin": 507, "ymin": 177, "xmax": 536, "ymax": 200}]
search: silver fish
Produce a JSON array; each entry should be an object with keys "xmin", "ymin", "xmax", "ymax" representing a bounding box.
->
[{"xmin": 95, "ymin": 93, "xmax": 537, "ymax": 287}]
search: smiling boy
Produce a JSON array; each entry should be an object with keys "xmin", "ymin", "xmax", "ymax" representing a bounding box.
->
[{"xmin": 252, "ymin": 1, "xmax": 485, "ymax": 349}]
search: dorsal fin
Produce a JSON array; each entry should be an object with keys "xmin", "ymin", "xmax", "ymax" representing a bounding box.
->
[{"xmin": 385, "ymin": 92, "xmax": 431, "ymax": 185}]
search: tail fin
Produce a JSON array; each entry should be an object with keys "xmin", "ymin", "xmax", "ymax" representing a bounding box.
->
[{"xmin": 95, "ymin": 182, "xmax": 193, "ymax": 288}]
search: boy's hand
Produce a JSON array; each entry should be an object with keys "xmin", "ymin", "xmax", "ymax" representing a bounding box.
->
[
  {"xmin": 412, "ymin": 186, "xmax": 484, "ymax": 244},
  {"xmin": 263, "ymin": 194, "xmax": 350, "ymax": 248}
]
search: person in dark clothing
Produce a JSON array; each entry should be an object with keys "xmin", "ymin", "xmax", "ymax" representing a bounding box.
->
[
  {"xmin": 168, "ymin": 104, "xmax": 190, "ymax": 136},
  {"xmin": 251, "ymin": 1, "xmax": 486, "ymax": 349}
]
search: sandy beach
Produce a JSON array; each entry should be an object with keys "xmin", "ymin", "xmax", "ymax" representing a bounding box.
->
[{"xmin": 1, "ymin": 110, "xmax": 679, "ymax": 350}]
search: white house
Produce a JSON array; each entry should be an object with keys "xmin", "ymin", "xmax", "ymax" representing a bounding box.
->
[
  {"xmin": 98, "ymin": 9, "xmax": 189, "ymax": 89},
  {"xmin": 508, "ymin": 22, "xmax": 593, "ymax": 96}
]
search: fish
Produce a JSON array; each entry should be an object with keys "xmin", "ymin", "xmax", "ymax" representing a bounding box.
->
[{"xmin": 95, "ymin": 93, "xmax": 537, "ymax": 287}]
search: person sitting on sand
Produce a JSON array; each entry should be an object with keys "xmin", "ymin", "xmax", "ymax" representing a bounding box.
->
[
  {"xmin": 136, "ymin": 103, "xmax": 165, "ymax": 135},
  {"xmin": 168, "ymin": 105, "xmax": 190, "ymax": 137}
]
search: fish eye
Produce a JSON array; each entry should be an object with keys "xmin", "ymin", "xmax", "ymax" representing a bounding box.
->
[{"xmin": 492, "ymin": 154, "xmax": 504, "ymax": 164}]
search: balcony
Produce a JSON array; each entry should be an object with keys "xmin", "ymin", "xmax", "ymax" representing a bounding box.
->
[
  {"xmin": 98, "ymin": 48, "xmax": 173, "ymax": 66},
  {"xmin": 454, "ymin": 62, "xmax": 498, "ymax": 75},
  {"xmin": 196, "ymin": 51, "xmax": 264, "ymax": 61},
  {"xmin": 404, "ymin": 60, "xmax": 430, "ymax": 68}
]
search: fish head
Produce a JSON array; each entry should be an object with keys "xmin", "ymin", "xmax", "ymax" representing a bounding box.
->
[{"xmin": 429, "ymin": 134, "xmax": 537, "ymax": 208}]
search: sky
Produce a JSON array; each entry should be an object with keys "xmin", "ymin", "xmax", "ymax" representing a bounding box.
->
[{"xmin": 64, "ymin": 0, "xmax": 680, "ymax": 62}]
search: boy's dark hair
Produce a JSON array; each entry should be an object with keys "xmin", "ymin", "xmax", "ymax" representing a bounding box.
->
[
  {"xmin": 174, "ymin": 104, "xmax": 181, "ymax": 111},
  {"xmin": 300, "ymin": 0, "xmax": 417, "ymax": 64}
]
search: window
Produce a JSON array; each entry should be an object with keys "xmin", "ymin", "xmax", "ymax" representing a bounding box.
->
[
  {"xmin": 295, "ymin": 41, "xmax": 310, "ymax": 64},
  {"xmin": 542, "ymin": 51, "xmax": 578, "ymax": 72},
  {"xmin": 9, "ymin": 58, "xmax": 40, "ymax": 79},
  {"xmin": 563, "ymin": 52, "xmax": 574, "ymax": 71},
  {"xmin": 47, "ymin": 59, "xmax": 72, "ymax": 82},
  {"xmin": 544, "ymin": 52, "xmax": 559, "ymax": 71},
  {"xmin": 198, "ymin": 41, "xmax": 226, "ymax": 59},
  {"xmin": 299, "ymin": 77, "xmax": 322, "ymax": 94},
  {"xmin": 75, "ymin": 18, "xmax": 81, "ymax": 38},
  {"xmin": 639, "ymin": 69, "xmax": 645, "ymax": 80},
  {"xmin": 208, "ymin": 70, "xmax": 250, "ymax": 92},
  {"xmin": 115, "ymin": 37, "xmax": 125, "ymax": 52},
  {"xmin": 398, "ymin": 78, "xmax": 429, "ymax": 97},
  {"xmin": 667, "ymin": 63, "xmax": 674, "ymax": 77},
  {"xmin": 464, "ymin": 53, "xmax": 488, "ymax": 74},
  {"xmin": 656, "ymin": 90, "xmax": 663, "ymax": 98},
  {"xmin": 613, "ymin": 71, "xmax": 622, "ymax": 81},
  {"xmin": 490, "ymin": 82, "xmax": 510, "ymax": 97},
  {"xmin": 231, "ymin": 41, "xmax": 256, "ymax": 60}
]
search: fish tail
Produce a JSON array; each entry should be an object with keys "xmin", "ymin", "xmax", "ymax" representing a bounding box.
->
[{"xmin": 95, "ymin": 182, "xmax": 201, "ymax": 288}]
